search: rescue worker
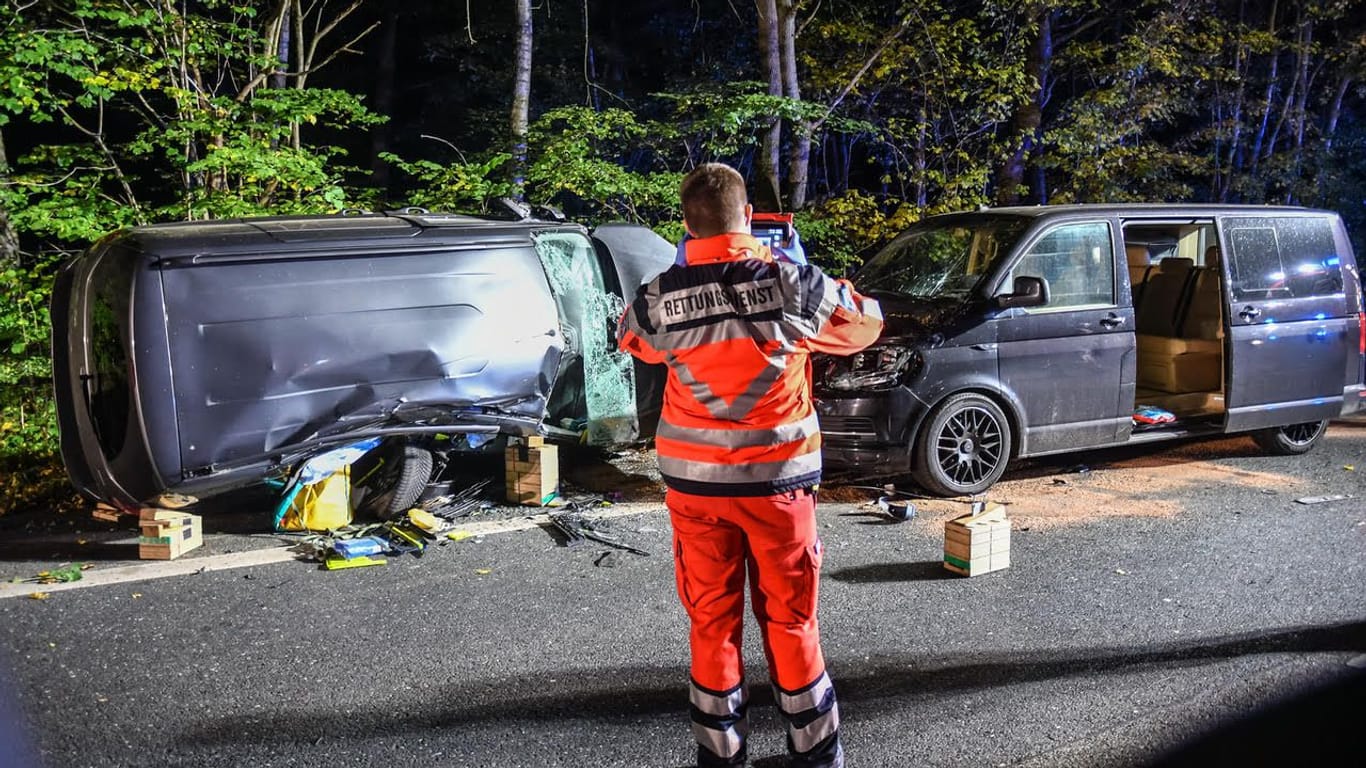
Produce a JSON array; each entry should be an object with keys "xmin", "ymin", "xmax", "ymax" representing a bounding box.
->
[{"xmin": 618, "ymin": 163, "xmax": 883, "ymax": 767}]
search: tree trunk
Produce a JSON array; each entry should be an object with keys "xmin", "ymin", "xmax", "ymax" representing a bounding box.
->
[
  {"xmin": 0, "ymin": 129, "xmax": 18, "ymax": 269},
  {"xmin": 778, "ymin": 0, "xmax": 809, "ymax": 210},
  {"xmin": 370, "ymin": 16, "xmax": 398, "ymax": 187},
  {"xmin": 754, "ymin": 0, "xmax": 782, "ymax": 212},
  {"xmin": 913, "ymin": 105, "xmax": 928, "ymax": 207},
  {"xmin": 1324, "ymin": 72, "xmax": 1351, "ymax": 152},
  {"xmin": 1249, "ymin": 1, "xmax": 1281, "ymax": 181},
  {"xmin": 1220, "ymin": 34, "xmax": 1248, "ymax": 202},
  {"xmin": 995, "ymin": 8, "xmax": 1050, "ymax": 206},
  {"xmin": 271, "ymin": 1, "xmax": 291, "ymax": 90},
  {"xmin": 1287, "ymin": 17, "xmax": 1312, "ymax": 201},
  {"xmin": 511, "ymin": 0, "xmax": 533, "ymax": 199}
]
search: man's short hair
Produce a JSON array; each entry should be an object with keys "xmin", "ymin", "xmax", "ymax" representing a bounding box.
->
[{"xmin": 680, "ymin": 163, "xmax": 748, "ymax": 238}]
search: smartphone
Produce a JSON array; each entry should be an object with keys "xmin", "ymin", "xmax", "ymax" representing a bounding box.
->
[{"xmin": 750, "ymin": 212, "xmax": 794, "ymax": 249}]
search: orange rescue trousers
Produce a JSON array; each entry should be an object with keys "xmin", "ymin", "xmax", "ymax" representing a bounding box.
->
[{"xmin": 669, "ymin": 488, "xmax": 842, "ymax": 767}]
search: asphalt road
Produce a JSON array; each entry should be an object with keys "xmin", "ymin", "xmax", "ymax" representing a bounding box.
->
[{"xmin": 1, "ymin": 423, "xmax": 1364, "ymax": 768}]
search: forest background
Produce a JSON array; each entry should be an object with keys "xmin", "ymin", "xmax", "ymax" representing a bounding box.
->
[{"xmin": 1, "ymin": 0, "xmax": 1363, "ymax": 513}]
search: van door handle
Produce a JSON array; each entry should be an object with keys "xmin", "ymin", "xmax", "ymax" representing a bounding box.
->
[
  {"xmin": 1099, "ymin": 313, "xmax": 1124, "ymax": 329},
  {"xmin": 1239, "ymin": 305, "xmax": 1262, "ymax": 320},
  {"xmin": 970, "ymin": 343, "xmax": 997, "ymax": 351}
]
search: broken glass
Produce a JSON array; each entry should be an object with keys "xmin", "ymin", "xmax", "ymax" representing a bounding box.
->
[{"xmin": 534, "ymin": 232, "xmax": 639, "ymax": 445}]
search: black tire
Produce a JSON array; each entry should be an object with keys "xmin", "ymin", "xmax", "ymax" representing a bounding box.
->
[
  {"xmin": 1251, "ymin": 420, "xmax": 1328, "ymax": 456},
  {"xmin": 913, "ymin": 393, "xmax": 1013, "ymax": 497},
  {"xmin": 355, "ymin": 443, "xmax": 433, "ymax": 519}
]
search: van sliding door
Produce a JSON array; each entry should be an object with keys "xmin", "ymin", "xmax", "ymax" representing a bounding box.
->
[{"xmin": 1221, "ymin": 215, "xmax": 1349, "ymax": 431}]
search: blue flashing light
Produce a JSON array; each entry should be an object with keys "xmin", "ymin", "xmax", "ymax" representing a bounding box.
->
[
  {"xmin": 1326, "ymin": 257, "xmax": 1341, "ymax": 266},
  {"xmin": 1314, "ymin": 312, "xmax": 1326, "ymax": 321}
]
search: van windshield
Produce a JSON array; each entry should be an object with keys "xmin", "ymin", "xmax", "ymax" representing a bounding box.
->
[{"xmin": 855, "ymin": 216, "xmax": 1029, "ymax": 299}]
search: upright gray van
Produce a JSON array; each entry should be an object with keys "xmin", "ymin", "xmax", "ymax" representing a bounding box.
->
[{"xmin": 815, "ymin": 204, "xmax": 1364, "ymax": 496}]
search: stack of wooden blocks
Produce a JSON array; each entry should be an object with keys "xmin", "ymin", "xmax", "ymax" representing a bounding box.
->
[
  {"xmin": 505, "ymin": 436, "xmax": 559, "ymax": 506},
  {"xmin": 137, "ymin": 508, "xmax": 203, "ymax": 560},
  {"xmin": 943, "ymin": 501, "xmax": 1010, "ymax": 577}
]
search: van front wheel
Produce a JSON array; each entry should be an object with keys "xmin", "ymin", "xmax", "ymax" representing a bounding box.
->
[
  {"xmin": 913, "ymin": 393, "xmax": 1013, "ymax": 497},
  {"xmin": 1252, "ymin": 420, "xmax": 1328, "ymax": 456}
]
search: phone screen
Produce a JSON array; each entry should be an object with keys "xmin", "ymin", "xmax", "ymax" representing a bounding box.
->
[{"xmin": 751, "ymin": 224, "xmax": 786, "ymax": 249}]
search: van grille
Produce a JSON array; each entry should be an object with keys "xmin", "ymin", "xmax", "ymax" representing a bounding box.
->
[{"xmin": 817, "ymin": 416, "xmax": 877, "ymax": 435}]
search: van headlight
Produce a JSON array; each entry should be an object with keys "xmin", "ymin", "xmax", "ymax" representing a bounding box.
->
[{"xmin": 820, "ymin": 347, "xmax": 919, "ymax": 391}]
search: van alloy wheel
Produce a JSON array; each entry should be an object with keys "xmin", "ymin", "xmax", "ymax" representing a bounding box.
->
[
  {"xmin": 1252, "ymin": 419, "xmax": 1328, "ymax": 456},
  {"xmin": 913, "ymin": 393, "xmax": 1013, "ymax": 496}
]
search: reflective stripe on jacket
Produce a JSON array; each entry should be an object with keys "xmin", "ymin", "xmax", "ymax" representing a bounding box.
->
[{"xmin": 618, "ymin": 233, "xmax": 883, "ymax": 496}]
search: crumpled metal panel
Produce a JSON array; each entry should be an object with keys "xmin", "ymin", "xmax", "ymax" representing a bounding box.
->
[{"xmin": 159, "ymin": 244, "xmax": 563, "ymax": 472}]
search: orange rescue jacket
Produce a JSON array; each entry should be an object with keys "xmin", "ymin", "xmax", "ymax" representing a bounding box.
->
[{"xmin": 618, "ymin": 233, "xmax": 883, "ymax": 496}]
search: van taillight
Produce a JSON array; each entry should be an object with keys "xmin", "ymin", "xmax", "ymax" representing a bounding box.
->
[{"xmin": 1360, "ymin": 312, "xmax": 1365, "ymax": 355}]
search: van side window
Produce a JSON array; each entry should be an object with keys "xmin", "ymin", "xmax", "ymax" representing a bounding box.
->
[
  {"xmin": 1226, "ymin": 217, "xmax": 1343, "ymax": 300},
  {"xmin": 88, "ymin": 254, "xmax": 135, "ymax": 461},
  {"xmin": 1006, "ymin": 222, "xmax": 1114, "ymax": 310}
]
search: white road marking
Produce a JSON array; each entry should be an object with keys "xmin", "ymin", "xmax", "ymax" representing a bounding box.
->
[{"xmin": 0, "ymin": 503, "xmax": 666, "ymax": 600}]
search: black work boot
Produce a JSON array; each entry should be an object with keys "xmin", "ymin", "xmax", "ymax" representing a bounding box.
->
[{"xmin": 788, "ymin": 730, "xmax": 842, "ymax": 768}]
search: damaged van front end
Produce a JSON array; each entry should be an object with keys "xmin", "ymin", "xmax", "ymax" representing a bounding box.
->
[{"xmin": 815, "ymin": 295, "xmax": 989, "ymax": 477}]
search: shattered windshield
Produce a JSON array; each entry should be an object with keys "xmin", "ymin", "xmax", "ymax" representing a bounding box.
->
[{"xmin": 855, "ymin": 217, "xmax": 1029, "ymax": 299}]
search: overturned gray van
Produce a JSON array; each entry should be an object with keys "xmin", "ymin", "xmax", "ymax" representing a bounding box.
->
[
  {"xmin": 51, "ymin": 210, "xmax": 673, "ymax": 510},
  {"xmin": 816, "ymin": 204, "xmax": 1365, "ymax": 496}
]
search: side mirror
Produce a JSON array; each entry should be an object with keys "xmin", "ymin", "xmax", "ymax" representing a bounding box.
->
[{"xmin": 995, "ymin": 275, "xmax": 1049, "ymax": 309}]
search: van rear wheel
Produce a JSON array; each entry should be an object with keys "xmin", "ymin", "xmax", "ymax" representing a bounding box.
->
[
  {"xmin": 1252, "ymin": 420, "xmax": 1328, "ymax": 456},
  {"xmin": 913, "ymin": 393, "xmax": 1013, "ymax": 497}
]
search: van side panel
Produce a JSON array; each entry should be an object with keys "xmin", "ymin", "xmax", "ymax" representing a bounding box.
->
[
  {"xmin": 159, "ymin": 244, "xmax": 564, "ymax": 473},
  {"xmin": 1221, "ymin": 215, "xmax": 1350, "ymax": 431}
]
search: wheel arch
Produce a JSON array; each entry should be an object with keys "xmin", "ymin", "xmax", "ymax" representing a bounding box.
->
[{"xmin": 912, "ymin": 384, "xmax": 1027, "ymax": 461}]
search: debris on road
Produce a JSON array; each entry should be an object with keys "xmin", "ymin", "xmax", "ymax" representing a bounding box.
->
[
  {"xmin": 421, "ymin": 478, "xmax": 493, "ymax": 520},
  {"xmin": 323, "ymin": 555, "xmax": 386, "ymax": 571},
  {"xmin": 944, "ymin": 501, "xmax": 1011, "ymax": 577},
  {"xmin": 331, "ymin": 537, "xmax": 387, "ymax": 559},
  {"xmin": 876, "ymin": 496, "xmax": 916, "ymax": 522},
  {"xmin": 505, "ymin": 437, "xmax": 559, "ymax": 506},
  {"xmin": 1294, "ymin": 494, "xmax": 1351, "ymax": 505},
  {"xmin": 9, "ymin": 563, "xmax": 91, "ymax": 585},
  {"xmin": 137, "ymin": 509, "xmax": 203, "ymax": 560},
  {"xmin": 549, "ymin": 506, "xmax": 650, "ymax": 556}
]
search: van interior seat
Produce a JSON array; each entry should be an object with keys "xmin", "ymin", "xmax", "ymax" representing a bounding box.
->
[
  {"xmin": 1135, "ymin": 257, "xmax": 1194, "ymax": 336},
  {"xmin": 1178, "ymin": 246, "xmax": 1224, "ymax": 340},
  {"xmin": 1134, "ymin": 255, "xmax": 1223, "ymax": 395},
  {"xmin": 1126, "ymin": 244, "xmax": 1151, "ymax": 306}
]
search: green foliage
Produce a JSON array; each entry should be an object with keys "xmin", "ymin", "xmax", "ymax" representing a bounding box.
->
[
  {"xmin": 0, "ymin": 252, "xmax": 62, "ymax": 461},
  {"xmin": 382, "ymin": 152, "xmax": 516, "ymax": 213},
  {"xmin": 0, "ymin": 0, "xmax": 383, "ymax": 248},
  {"xmin": 655, "ymin": 83, "xmax": 834, "ymax": 158},
  {"xmin": 796, "ymin": 190, "xmax": 919, "ymax": 272},
  {"xmin": 526, "ymin": 106, "xmax": 683, "ymax": 223}
]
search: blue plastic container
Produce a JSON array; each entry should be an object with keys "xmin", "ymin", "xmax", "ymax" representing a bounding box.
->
[{"xmin": 332, "ymin": 536, "xmax": 387, "ymax": 559}]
